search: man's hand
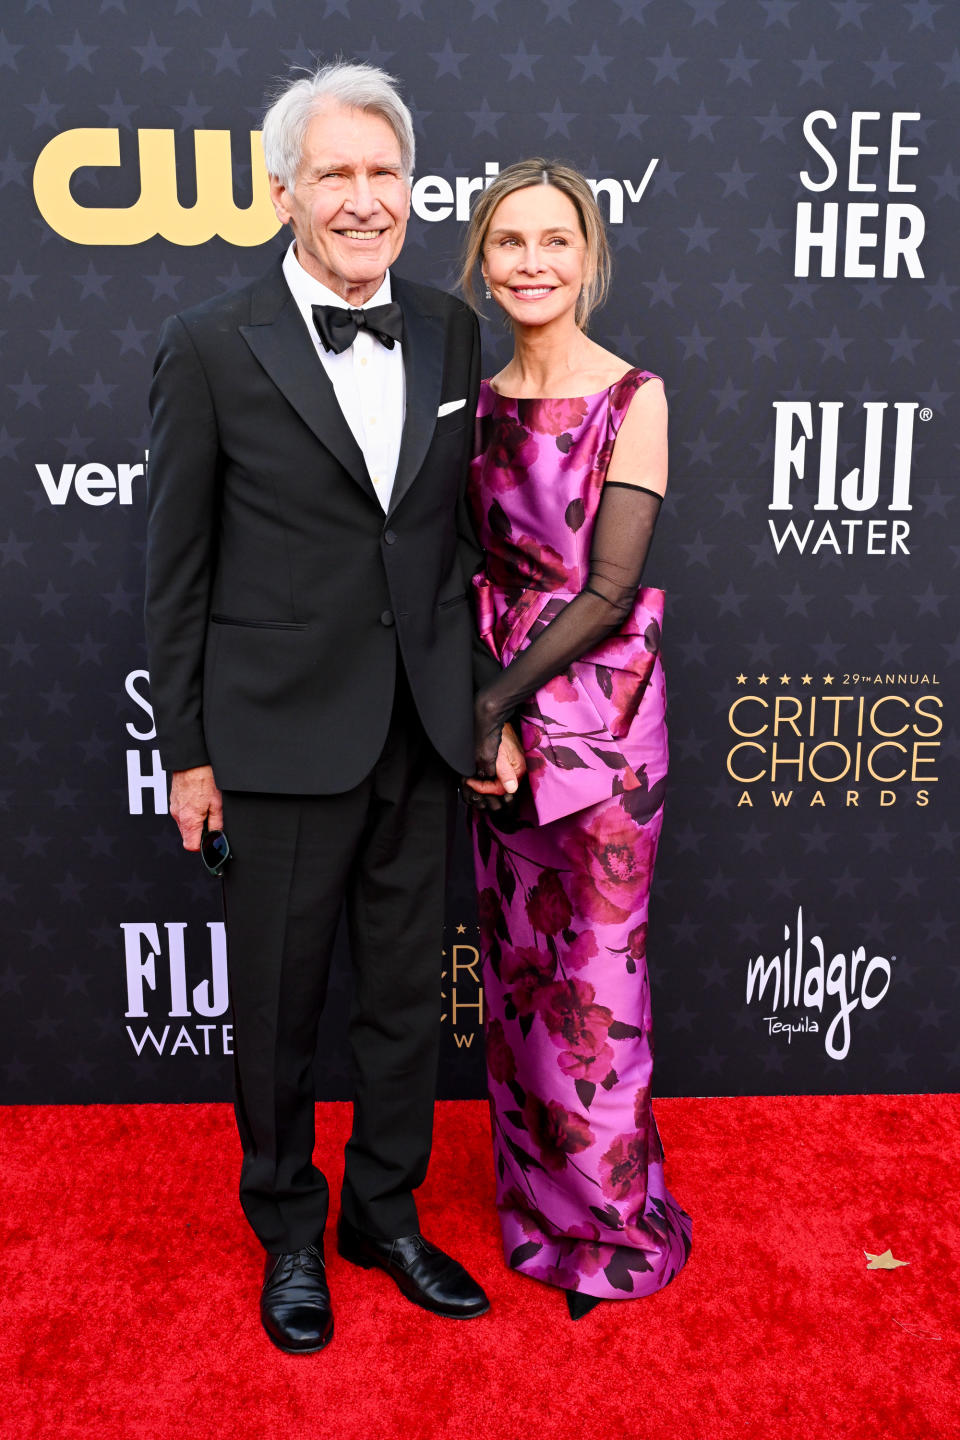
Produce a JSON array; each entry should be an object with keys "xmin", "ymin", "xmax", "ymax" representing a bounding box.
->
[
  {"xmin": 169, "ymin": 765, "xmax": 223, "ymax": 851},
  {"xmin": 463, "ymin": 722, "xmax": 527, "ymax": 806}
]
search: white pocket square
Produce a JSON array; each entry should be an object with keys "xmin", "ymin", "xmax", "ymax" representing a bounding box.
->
[{"xmin": 437, "ymin": 398, "xmax": 467, "ymax": 417}]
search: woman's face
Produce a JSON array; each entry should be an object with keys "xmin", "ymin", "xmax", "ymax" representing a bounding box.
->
[{"xmin": 481, "ymin": 184, "xmax": 589, "ymax": 329}]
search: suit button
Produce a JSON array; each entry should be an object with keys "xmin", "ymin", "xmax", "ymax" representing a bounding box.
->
[
  {"xmin": 380, "ymin": 609, "xmax": 395, "ymax": 627},
  {"xmin": 384, "ymin": 529, "xmax": 397, "ymax": 545}
]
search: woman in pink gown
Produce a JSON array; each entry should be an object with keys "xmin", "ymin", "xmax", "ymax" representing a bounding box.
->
[{"xmin": 460, "ymin": 161, "xmax": 691, "ymax": 1318}]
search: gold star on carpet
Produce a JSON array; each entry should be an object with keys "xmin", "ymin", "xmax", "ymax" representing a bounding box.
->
[
  {"xmin": 779, "ymin": 673, "xmax": 791, "ymax": 685},
  {"xmin": 736, "ymin": 673, "xmax": 747, "ymax": 685},
  {"xmin": 823, "ymin": 673, "xmax": 834, "ymax": 685},
  {"xmin": 864, "ymin": 1249, "xmax": 909, "ymax": 1270},
  {"xmin": 456, "ymin": 923, "xmax": 466, "ymax": 934},
  {"xmin": 801, "ymin": 674, "xmax": 812, "ymax": 685},
  {"xmin": 757, "ymin": 673, "xmax": 769, "ymax": 684}
]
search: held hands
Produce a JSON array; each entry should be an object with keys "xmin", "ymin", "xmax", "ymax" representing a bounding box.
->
[
  {"xmin": 169, "ymin": 764, "xmax": 223, "ymax": 851},
  {"xmin": 462, "ymin": 719, "xmax": 527, "ymax": 812}
]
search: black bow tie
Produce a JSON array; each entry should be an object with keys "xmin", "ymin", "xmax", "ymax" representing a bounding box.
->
[{"xmin": 311, "ymin": 301, "xmax": 403, "ymax": 355}]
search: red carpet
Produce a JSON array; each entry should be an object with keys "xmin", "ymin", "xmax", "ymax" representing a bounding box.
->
[{"xmin": 2, "ymin": 1095, "xmax": 957, "ymax": 1440}]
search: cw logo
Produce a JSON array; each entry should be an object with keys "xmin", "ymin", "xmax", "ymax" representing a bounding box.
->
[{"xmin": 33, "ymin": 128, "xmax": 280, "ymax": 246}]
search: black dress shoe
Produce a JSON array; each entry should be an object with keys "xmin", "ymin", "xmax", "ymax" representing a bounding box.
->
[
  {"xmin": 337, "ymin": 1215, "xmax": 490, "ymax": 1318},
  {"xmin": 260, "ymin": 1243, "xmax": 334, "ymax": 1353}
]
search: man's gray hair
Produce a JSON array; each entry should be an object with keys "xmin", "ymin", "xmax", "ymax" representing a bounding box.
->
[{"xmin": 262, "ymin": 62, "xmax": 416, "ymax": 190}]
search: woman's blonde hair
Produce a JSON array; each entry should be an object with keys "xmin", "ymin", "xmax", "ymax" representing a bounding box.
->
[{"xmin": 459, "ymin": 158, "xmax": 612, "ymax": 330}]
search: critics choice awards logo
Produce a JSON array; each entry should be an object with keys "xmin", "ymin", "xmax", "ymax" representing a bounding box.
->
[{"xmin": 726, "ymin": 674, "xmax": 942, "ymax": 810}]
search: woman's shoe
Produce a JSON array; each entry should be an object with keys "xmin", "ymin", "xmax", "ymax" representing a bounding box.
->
[{"xmin": 565, "ymin": 1289, "xmax": 602, "ymax": 1321}]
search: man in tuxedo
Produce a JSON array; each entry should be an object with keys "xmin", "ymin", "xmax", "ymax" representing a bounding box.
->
[{"xmin": 145, "ymin": 62, "xmax": 518, "ymax": 1353}]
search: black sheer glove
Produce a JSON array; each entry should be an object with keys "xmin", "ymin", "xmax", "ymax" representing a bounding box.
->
[{"xmin": 472, "ymin": 483, "xmax": 662, "ymax": 778}]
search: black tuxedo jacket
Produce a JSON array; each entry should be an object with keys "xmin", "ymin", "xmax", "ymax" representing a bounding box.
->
[{"xmin": 144, "ymin": 257, "xmax": 495, "ymax": 793}]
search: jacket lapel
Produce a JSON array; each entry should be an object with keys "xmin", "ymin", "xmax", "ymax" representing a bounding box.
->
[
  {"xmin": 389, "ymin": 274, "xmax": 444, "ymax": 519},
  {"xmin": 239, "ymin": 259, "xmax": 378, "ymax": 506}
]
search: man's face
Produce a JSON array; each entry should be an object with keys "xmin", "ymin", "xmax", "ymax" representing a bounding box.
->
[{"xmin": 270, "ymin": 102, "xmax": 411, "ymax": 304}]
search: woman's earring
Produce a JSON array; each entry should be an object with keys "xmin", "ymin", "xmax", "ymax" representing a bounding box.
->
[{"xmin": 484, "ymin": 283, "xmax": 491, "ymax": 300}]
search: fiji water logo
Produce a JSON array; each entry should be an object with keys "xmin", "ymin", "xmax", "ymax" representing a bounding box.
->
[{"xmin": 745, "ymin": 906, "xmax": 893, "ymax": 1061}]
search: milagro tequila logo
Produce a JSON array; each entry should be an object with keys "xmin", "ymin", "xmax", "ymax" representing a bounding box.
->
[{"xmin": 745, "ymin": 907, "xmax": 893, "ymax": 1060}]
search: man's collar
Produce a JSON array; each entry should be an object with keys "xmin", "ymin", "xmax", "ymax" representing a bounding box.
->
[{"xmin": 282, "ymin": 241, "xmax": 392, "ymax": 311}]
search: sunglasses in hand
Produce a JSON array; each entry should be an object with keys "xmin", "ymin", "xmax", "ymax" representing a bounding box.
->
[{"xmin": 200, "ymin": 820, "xmax": 232, "ymax": 877}]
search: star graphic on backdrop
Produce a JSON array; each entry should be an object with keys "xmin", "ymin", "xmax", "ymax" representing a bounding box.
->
[
  {"xmin": 72, "ymin": 634, "xmax": 107, "ymax": 668},
  {"xmin": 679, "ymin": 215, "xmax": 718, "ymax": 252},
  {"xmin": 0, "ymin": 32, "xmax": 25, "ymax": 68},
  {"xmin": 539, "ymin": 99, "xmax": 577, "ymax": 138},
  {"xmin": 613, "ymin": 0, "xmax": 654, "ymax": 17},
  {"xmin": 746, "ymin": 324, "xmax": 784, "ymax": 363},
  {"xmin": 0, "ymin": 146, "xmax": 28, "ymax": 189},
  {"xmin": 922, "ymin": 913, "xmax": 955, "ymax": 944},
  {"xmin": 145, "ymin": 263, "xmax": 183, "ymax": 301},
  {"xmin": 9, "ymin": 372, "xmax": 46, "ymax": 408},
  {"xmin": 34, "ymin": 580, "xmax": 68, "ymax": 615},
  {"xmin": 685, "ymin": 0, "xmax": 725, "ymax": 21},
  {"xmin": 503, "ymin": 40, "xmax": 540, "ymax": 81},
  {"xmin": 680, "ymin": 532, "xmax": 716, "ymax": 567},
  {"xmin": 39, "ymin": 317, "xmax": 78, "ymax": 355},
  {"xmin": 576, "ymin": 43, "xmax": 613, "ymax": 81},
  {"xmin": 0, "ymin": 426, "xmax": 23, "ymax": 461},
  {"xmin": 467, "ymin": 99, "xmax": 503, "ymax": 137},
  {"xmin": 279, "ymin": 36, "xmax": 316, "ymax": 69},
  {"xmin": 132, "ymin": 31, "xmax": 172, "ymax": 73},
  {"xmin": 885, "ymin": 326, "xmax": 921, "ymax": 364},
  {"xmin": 207, "ymin": 33, "xmax": 246, "ymax": 75},
  {"xmin": 25, "ymin": 89, "xmax": 64, "ymax": 129},
  {"xmin": 649, "ymin": 43, "xmax": 686, "ymax": 83},
  {"xmin": 831, "ymin": 0, "xmax": 869, "ymax": 26},
  {"xmin": 678, "ymin": 323, "xmax": 714, "ymax": 361},
  {"xmin": 612, "ymin": 101, "xmax": 648, "ymax": 139},
  {"xmin": 930, "ymin": 823, "xmax": 959, "ymax": 854},
  {"xmin": 111, "ymin": 317, "xmax": 152, "ymax": 355},
  {"xmin": 59, "ymin": 31, "xmax": 98, "ymax": 71},
  {"xmin": 934, "ymin": 48, "xmax": 960, "ymax": 84},
  {"xmin": 793, "ymin": 45, "xmax": 833, "ymax": 84},
  {"xmin": 710, "ymin": 377, "xmax": 747, "ymax": 412},
  {"xmin": 754, "ymin": 103, "xmax": 793, "ymax": 143},
  {"xmin": 74, "ymin": 262, "xmax": 111, "ymax": 301},
  {"xmin": 817, "ymin": 326, "xmax": 855, "ymax": 363},
  {"xmin": 3, "ymin": 261, "xmax": 39, "ymax": 299},
  {"xmin": 712, "ymin": 270, "xmax": 752, "ymax": 307},
  {"xmin": 429, "ymin": 39, "xmax": 467, "ymax": 78},
  {"xmin": 683, "ymin": 103, "xmax": 721, "ymax": 141},
  {"xmin": 905, "ymin": 0, "xmax": 943, "ymax": 29},
  {"xmin": 173, "ymin": 92, "xmax": 212, "ymax": 130},
  {"xmin": 79, "ymin": 371, "xmax": 118, "ymax": 408},
  {"xmin": 542, "ymin": 0, "xmax": 577, "ymax": 21},
  {"xmin": 717, "ymin": 158, "xmax": 755, "ymax": 198},
  {"xmin": 759, "ymin": 0, "xmax": 798, "ymax": 23},
  {"xmin": 865, "ymin": 48, "xmax": 904, "ymax": 87},
  {"xmin": 78, "ymin": 731, "xmax": 111, "ymax": 764},
  {"xmin": 471, "ymin": 0, "xmax": 502, "ymax": 18},
  {"xmin": 928, "ymin": 162, "xmax": 960, "ymax": 205},
  {"xmin": 0, "ymin": 531, "xmax": 31, "ymax": 566},
  {"xmin": 721, "ymin": 43, "xmax": 760, "ymax": 84},
  {"xmin": 99, "ymin": 90, "xmax": 138, "ymax": 128},
  {"xmin": 681, "ymin": 430, "xmax": 722, "ymax": 466}
]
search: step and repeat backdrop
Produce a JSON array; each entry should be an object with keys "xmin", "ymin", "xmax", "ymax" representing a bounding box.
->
[{"xmin": 1, "ymin": 1, "xmax": 956, "ymax": 1104}]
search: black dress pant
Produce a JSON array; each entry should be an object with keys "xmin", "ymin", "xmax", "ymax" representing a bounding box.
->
[{"xmin": 220, "ymin": 668, "xmax": 455, "ymax": 1253}]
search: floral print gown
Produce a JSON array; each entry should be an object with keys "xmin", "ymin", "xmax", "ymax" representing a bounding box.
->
[{"xmin": 468, "ymin": 371, "xmax": 692, "ymax": 1300}]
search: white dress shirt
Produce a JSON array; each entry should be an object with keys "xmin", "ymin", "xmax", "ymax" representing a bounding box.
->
[{"xmin": 282, "ymin": 241, "xmax": 406, "ymax": 512}]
